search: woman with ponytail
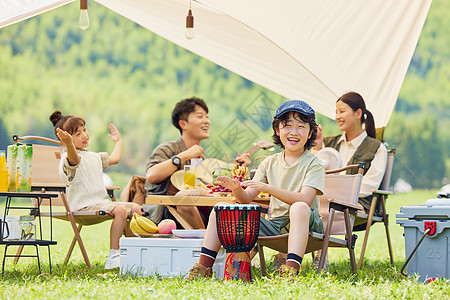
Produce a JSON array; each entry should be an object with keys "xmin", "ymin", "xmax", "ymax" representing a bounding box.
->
[
  {"xmin": 309, "ymin": 92, "xmax": 388, "ymax": 269},
  {"xmin": 315, "ymin": 91, "xmax": 387, "ymax": 213}
]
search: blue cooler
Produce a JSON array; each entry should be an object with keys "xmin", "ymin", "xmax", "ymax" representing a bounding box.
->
[{"xmin": 396, "ymin": 193, "xmax": 450, "ymax": 282}]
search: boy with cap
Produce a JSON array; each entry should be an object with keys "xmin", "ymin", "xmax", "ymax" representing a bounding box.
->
[{"xmin": 186, "ymin": 100, "xmax": 325, "ymax": 278}]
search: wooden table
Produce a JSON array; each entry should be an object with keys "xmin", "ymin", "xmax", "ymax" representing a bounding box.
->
[{"xmin": 146, "ymin": 194, "xmax": 270, "ymax": 229}]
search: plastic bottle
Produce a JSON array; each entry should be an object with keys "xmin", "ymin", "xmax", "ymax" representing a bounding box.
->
[
  {"xmin": 0, "ymin": 150, "xmax": 7, "ymax": 192},
  {"xmin": 16, "ymin": 144, "xmax": 33, "ymax": 192},
  {"xmin": 7, "ymin": 145, "xmax": 18, "ymax": 192}
]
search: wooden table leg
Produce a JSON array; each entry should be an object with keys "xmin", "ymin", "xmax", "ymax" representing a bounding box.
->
[{"xmin": 166, "ymin": 206, "xmax": 194, "ymax": 230}]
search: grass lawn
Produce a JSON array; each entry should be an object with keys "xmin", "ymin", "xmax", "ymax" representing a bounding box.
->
[{"xmin": 1, "ymin": 189, "xmax": 449, "ymax": 299}]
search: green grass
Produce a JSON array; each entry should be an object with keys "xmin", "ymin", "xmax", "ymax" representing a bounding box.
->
[{"xmin": 1, "ymin": 189, "xmax": 449, "ymax": 299}]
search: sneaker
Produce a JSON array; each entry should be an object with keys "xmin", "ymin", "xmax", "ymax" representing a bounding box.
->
[
  {"xmin": 105, "ymin": 254, "xmax": 120, "ymax": 270},
  {"xmin": 185, "ymin": 263, "xmax": 212, "ymax": 280},
  {"xmin": 279, "ymin": 264, "xmax": 298, "ymax": 277},
  {"xmin": 311, "ymin": 253, "xmax": 330, "ymax": 270}
]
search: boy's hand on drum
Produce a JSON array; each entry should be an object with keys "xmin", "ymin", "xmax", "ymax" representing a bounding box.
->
[
  {"xmin": 108, "ymin": 124, "xmax": 121, "ymax": 143},
  {"xmin": 56, "ymin": 128, "xmax": 73, "ymax": 146},
  {"xmin": 217, "ymin": 176, "xmax": 241, "ymax": 191},
  {"xmin": 241, "ymin": 180, "xmax": 269, "ymax": 193}
]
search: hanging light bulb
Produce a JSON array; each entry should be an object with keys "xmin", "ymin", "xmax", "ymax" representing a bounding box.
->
[
  {"xmin": 78, "ymin": 0, "xmax": 90, "ymax": 30},
  {"xmin": 185, "ymin": 0, "xmax": 194, "ymax": 40}
]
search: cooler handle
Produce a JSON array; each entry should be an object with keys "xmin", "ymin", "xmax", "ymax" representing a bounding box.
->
[{"xmin": 400, "ymin": 228, "xmax": 430, "ymax": 276}]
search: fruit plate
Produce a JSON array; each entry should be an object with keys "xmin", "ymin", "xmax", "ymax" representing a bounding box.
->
[
  {"xmin": 176, "ymin": 188, "xmax": 211, "ymax": 196},
  {"xmin": 213, "ymin": 192, "xmax": 233, "ymax": 197},
  {"xmin": 172, "ymin": 229, "xmax": 206, "ymax": 239},
  {"xmin": 133, "ymin": 233, "xmax": 174, "ymax": 238}
]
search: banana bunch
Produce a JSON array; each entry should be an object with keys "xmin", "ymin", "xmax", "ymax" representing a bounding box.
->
[
  {"xmin": 231, "ymin": 164, "xmax": 249, "ymax": 179},
  {"xmin": 130, "ymin": 213, "xmax": 158, "ymax": 234}
]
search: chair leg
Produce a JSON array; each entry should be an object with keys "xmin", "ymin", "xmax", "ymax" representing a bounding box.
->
[
  {"xmin": 124, "ymin": 219, "xmax": 134, "ymax": 237},
  {"xmin": 343, "ymin": 208, "xmax": 357, "ymax": 273},
  {"xmin": 13, "ymin": 245, "xmax": 24, "ymax": 264},
  {"xmin": 64, "ymin": 224, "xmax": 81, "ymax": 265},
  {"xmin": 64, "ymin": 221, "xmax": 91, "ymax": 268},
  {"xmin": 380, "ymin": 196, "xmax": 394, "ymax": 265},
  {"xmin": 358, "ymin": 197, "xmax": 377, "ymax": 268},
  {"xmin": 258, "ymin": 245, "xmax": 267, "ymax": 277},
  {"xmin": 59, "ymin": 192, "xmax": 91, "ymax": 267},
  {"xmin": 318, "ymin": 208, "xmax": 335, "ymax": 274}
]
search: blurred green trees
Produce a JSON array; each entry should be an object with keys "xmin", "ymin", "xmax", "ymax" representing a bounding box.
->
[{"xmin": 0, "ymin": 0, "xmax": 448, "ymax": 188}]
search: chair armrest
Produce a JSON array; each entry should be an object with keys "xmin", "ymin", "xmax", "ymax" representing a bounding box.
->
[
  {"xmin": 328, "ymin": 199, "xmax": 360, "ymax": 215},
  {"xmin": 106, "ymin": 186, "xmax": 120, "ymax": 190},
  {"xmin": 325, "ymin": 164, "xmax": 360, "ymax": 175},
  {"xmin": 106, "ymin": 186, "xmax": 120, "ymax": 202},
  {"xmin": 372, "ymin": 189, "xmax": 393, "ymax": 195},
  {"xmin": 13, "ymin": 135, "xmax": 61, "ymax": 145}
]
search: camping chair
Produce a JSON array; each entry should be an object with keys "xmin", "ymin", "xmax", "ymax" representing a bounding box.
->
[
  {"xmin": 257, "ymin": 163, "xmax": 364, "ymax": 275},
  {"xmin": 355, "ymin": 149, "xmax": 396, "ymax": 268},
  {"xmin": 12, "ymin": 135, "xmax": 119, "ymax": 268}
]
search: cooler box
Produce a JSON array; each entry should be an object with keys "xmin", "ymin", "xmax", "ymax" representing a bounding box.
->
[
  {"xmin": 119, "ymin": 237, "xmax": 225, "ymax": 278},
  {"xmin": 396, "ymin": 199, "xmax": 450, "ymax": 281}
]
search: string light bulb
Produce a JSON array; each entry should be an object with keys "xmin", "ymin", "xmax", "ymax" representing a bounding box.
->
[
  {"xmin": 78, "ymin": 0, "xmax": 90, "ymax": 30},
  {"xmin": 185, "ymin": 1, "xmax": 194, "ymax": 40}
]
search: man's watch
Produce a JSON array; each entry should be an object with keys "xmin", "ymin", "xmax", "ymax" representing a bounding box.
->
[{"xmin": 171, "ymin": 155, "xmax": 182, "ymax": 169}]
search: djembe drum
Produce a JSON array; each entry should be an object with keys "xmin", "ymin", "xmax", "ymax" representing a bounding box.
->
[{"xmin": 215, "ymin": 205, "xmax": 261, "ymax": 281}]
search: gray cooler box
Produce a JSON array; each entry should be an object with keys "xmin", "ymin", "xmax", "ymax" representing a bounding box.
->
[{"xmin": 396, "ymin": 197, "xmax": 450, "ymax": 282}]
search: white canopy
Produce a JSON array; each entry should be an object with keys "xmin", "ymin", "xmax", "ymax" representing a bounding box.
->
[
  {"xmin": 0, "ymin": 0, "xmax": 73, "ymax": 28},
  {"xmin": 1, "ymin": 0, "xmax": 432, "ymax": 127}
]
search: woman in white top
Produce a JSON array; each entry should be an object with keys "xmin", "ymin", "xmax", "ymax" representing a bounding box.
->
[
  {"xmin": 315, "ymin": 91, "xmax": 387, "ymax": 213},
  {"xmin": 311, "ymin": 92, "xmax": 387, "ymax": 269}
]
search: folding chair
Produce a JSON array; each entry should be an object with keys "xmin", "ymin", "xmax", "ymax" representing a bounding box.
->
[
  {"xmin": 355, "ymin": 149, "xmax": 396, "ymax": 268},
  {"xmin": 12, "ymin": 135, "xmax": 118, "ymax": 268},
  {"xmin": 257, "ymin": 163, "xmax": 364, "ymax": 274}
]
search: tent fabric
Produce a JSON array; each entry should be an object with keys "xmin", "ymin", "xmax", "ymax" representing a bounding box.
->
[
  {"xmin": 1, "ymin": 0, "xmax": 431, "ymax": 127},
  {"xmin": 0, "ymin": 0, "xmax": 73, "ymax": 28},
  {"xmin": 94, "ymin": 0, "xmax": 431, "ymax": 127}
]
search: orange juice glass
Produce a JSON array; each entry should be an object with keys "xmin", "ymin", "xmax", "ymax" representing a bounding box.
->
[{"xmin": 184, "ymin": 165, "xmax": 196, "ymax": 187}]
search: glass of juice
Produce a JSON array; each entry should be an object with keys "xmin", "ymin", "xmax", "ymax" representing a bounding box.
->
[{"xmin": 184, "ymin": 165, "xmax": 196, "ymax": 187}]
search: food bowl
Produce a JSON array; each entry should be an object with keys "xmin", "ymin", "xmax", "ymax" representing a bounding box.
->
[{"xmin": 176, "ymin": 188, "xmax": 210, "ymax": 196}]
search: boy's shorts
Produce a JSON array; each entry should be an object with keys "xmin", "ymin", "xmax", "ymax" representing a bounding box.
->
[
  {"xmin": 79, "ymin": 202, "xmax": 136, "ymax": 218},
  {"xmin": 259, "ymin": 208, "xmax": 323, "ymax": 237}
]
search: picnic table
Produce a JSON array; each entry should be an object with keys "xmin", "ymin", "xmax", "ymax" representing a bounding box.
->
[{"xmin": 146, "ymin": 194, "xmax": 270, "ymax": 229}]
